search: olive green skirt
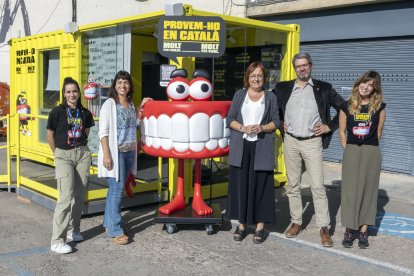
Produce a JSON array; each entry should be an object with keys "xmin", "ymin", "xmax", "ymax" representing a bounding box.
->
[{"xmin": 341, "ymin": 144, "xmax": 382, "ymax": 230}]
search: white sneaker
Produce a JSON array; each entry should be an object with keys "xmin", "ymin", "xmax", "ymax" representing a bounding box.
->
[
  {"xmin": 50, "ymin": 243, "xmax": 72, "ymax": 254},
  {"xmin": 67, "ymin": 232, "xmax": 84, "ymax": 242}
]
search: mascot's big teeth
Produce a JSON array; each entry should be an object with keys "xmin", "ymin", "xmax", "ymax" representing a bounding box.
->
[
  {"xmin": 142, "ymin": 113, "xmax": 229, "ymax": 144},
  {"xmin": 142, "ymin": 68, "xmax": 231, "ymax": 215}
]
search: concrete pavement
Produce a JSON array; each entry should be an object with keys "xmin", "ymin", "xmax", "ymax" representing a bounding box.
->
[{"xmin": 0, "ymin": 159, "xmax": 414, "ymax": 275}]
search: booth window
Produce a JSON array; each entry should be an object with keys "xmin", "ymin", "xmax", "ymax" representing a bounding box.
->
[
  {"xmin": 42, "ymin": 50, "xmax": 60, "ymax": 110},
  {"xmin": 81, "ymin": 25, "xmax": 130, "ymax": 163},
  {"xmin": 39, "ymin": 50, "xmax": 60, "ymax": 144},
  {"xmin": 195, "ymin": 26, "xmax": 284, "ymax": 100},
  {"xmin": 81, "ymin": 25, "xmax": 129, "ymax": 117}
]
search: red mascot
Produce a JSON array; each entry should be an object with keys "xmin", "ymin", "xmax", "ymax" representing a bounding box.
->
[
  {"xmin": 141, "ymin": 69, "xmax": 231, "ymax": 216},
  {"xmin": 83, "ymin": 72, "xmax": 99, "ymax": 115}
]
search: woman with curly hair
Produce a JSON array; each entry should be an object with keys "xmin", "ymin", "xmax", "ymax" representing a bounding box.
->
[
  {"xmin": 338, "ymin": 70, "xmax": 386, "ymax": 249},
  {"xmin": 98, "ymin": 70, "xmax": 151, "ymax": 245}
]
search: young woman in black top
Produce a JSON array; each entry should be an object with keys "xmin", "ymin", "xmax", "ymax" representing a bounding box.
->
[
  {"xmin": 339, "ymin": 70, "xmax": 386, "ymax": 249},
  {"xmin": 47, "ymin": 77, "xmax": 94, "ymax": 254}
]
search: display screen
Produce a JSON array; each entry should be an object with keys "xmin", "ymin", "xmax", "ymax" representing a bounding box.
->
[{"xmin": 195, "ymin": 45, "xmax": 282, "ymax": 100}]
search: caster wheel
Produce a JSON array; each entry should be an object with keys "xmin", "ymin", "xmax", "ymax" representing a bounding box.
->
[
  {"xmin": 205, "ymin": 224, "xmax": 214, "ymax": 235},
  {"xmin": 165, "ymin": 224, "xmax": 177, "ymax": 234}
]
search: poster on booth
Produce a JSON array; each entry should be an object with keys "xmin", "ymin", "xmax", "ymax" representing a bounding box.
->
[
  {"xmin": 159, "ymin": 64, "xmax": 177, "ymax": 87},
  {"xmin": 157, "ymin": 16, "xmax": 226, "ymax": 63}
]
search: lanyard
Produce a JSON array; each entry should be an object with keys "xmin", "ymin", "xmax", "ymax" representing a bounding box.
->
[{"xmin": 66, "ymin": 108, "xmax": 80, "ymax": 146}]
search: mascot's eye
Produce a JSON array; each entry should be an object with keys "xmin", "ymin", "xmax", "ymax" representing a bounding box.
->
[
  {"xmin": 166, "ymin": 80, "xmax": 190, "ymax": 101},
  {"xmin": 189, "ymin": 79, "xmax": 213, "ymax": 101}
]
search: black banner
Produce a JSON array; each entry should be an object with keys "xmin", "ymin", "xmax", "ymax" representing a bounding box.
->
[{"xmin": 157, "ymin": 16, "xmax": 226, "ymax": 63}]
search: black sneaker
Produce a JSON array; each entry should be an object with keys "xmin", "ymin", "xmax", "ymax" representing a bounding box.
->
[
  {"xmin": 358, "ymin": 231, "xmax": 369, "ymax": 249},
  {"xmin": 342, "ymin": 229, "xmax": 356, "ymax": 248}
]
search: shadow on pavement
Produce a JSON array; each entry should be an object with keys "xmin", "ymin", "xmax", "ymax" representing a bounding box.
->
[
  {"xmin": 371, "ymin": 189, "xmax": 390, "ymax": 236},
  {"xmin": 78, "ymin": 184, "xmax": 391, "ymax": 240}
]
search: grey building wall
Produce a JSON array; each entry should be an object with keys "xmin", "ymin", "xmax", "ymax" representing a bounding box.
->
[
  {"xmin": 261, "ymin": 1, "xmax": 414, "ymax": 41},
  {"xmin": 260, "ymin": 1, "xmax": 414, "ymax": 175}
]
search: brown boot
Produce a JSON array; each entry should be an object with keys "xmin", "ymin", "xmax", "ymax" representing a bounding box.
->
[
  {"xmin": 320, "ymin": 226, "xmax": 333, "ymax": 247},
  {"xmin": 285, "ymin": 223, "xmax": 301, "ymax": 238}
]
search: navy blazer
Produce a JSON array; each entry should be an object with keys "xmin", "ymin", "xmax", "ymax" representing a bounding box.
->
[
  {"xmin": 226, "ymin": 88, "xmax": 280, "ymax": 171},
  {"xmin": 274, "ymin": 79, "xmax": 344, "ymax": 149}
]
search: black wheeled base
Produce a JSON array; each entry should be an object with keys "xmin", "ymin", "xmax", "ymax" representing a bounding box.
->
[{"xmin": 154, "ymin": 204, "xmax": 222, "ymax": 235}]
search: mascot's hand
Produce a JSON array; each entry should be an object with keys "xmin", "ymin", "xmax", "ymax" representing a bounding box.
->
[
  {"xmin": 137, "ymin": 97, "xmax": 153, "ymax": 119},
  {"xmin": 124, "ymin": 173, "xmax": 136, "ymax": 198}
]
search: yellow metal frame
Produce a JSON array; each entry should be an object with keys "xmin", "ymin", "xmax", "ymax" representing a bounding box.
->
[
  {"xmin": 6, "ymin": 4, "xmax": 300, "ymax": 204},
  {"xmin": 6, "ymin": 112, "xmax": 162, "ymax": 201}
]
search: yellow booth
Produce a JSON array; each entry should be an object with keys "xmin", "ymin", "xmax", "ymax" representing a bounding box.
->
[{"xmin": 5, "ymin": 4, "xmax": 299, "ymax": 213}]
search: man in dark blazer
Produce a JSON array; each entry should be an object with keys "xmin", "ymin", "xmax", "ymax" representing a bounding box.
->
[{"xmin": 274, "ymin": 52, "xmax": 344, "ymax": 247}]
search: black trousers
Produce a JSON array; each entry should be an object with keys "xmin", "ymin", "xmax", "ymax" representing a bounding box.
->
[{"xmin": 226, "ymin": 140, "xmax": 276, "ymax": 225}]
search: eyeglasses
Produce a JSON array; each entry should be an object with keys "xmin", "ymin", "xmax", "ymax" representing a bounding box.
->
[
  {"xmin": 294, "ymin": 63, "xmax": 310, "ymax": 69},
  {"xmin": 249, "ymin": 74, "xmax": 264, "ymax": 80}
]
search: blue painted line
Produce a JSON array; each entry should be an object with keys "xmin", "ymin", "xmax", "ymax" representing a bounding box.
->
[
  {"xmin": 267, "ymin": 230, "xmax": 414, "ymax": 275},
  {"xmin": 373, "ymin": 212, "xmax": 414, "ymax": 240},
  {"xmin": 238, "ymin": 223, "xmax": 414, "ymax": 275},
  {"xmin": 0, "ymin": 246, "xmax": 49, "ymax": 259},
  {"xmin": 0, "ymin": 246, "xmax": 49, "ymax": 276}
]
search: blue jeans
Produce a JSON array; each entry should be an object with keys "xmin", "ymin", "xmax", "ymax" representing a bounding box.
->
[{"xmin": 103, "ymin": 150, "xmax": 135, "ymax": 237}]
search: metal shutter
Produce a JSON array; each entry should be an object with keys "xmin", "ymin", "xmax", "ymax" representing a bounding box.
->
[{"xmin": 301, "ymin": 38, "xmax": 414, "ymax": 175}]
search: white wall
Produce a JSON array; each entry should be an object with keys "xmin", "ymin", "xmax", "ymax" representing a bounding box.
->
[
  {"xmin": 76, "ymin": 0, "xmax": 246, "ymax": 26},
  {"xmin": 0, "ymin": 0, "xmax": 246, "ymax": 83}
]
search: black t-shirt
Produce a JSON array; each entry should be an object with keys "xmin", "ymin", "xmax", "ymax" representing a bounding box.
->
[
  {"xmin": 341, "ymin": 101, "xmax": 386, "ymax": 146},
  {"xmin": 47, "ymin": 105, "xmax": 95, "ymax": 150}
]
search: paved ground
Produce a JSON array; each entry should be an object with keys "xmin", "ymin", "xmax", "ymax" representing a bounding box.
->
[{"xmin": 1, "ymin": 154, "xmax": 414, "ymax": 275}]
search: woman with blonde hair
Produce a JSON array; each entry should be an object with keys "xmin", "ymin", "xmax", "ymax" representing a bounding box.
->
[{"xmin": 338, "ymin": 70, "xmax": 386, "ymax": 249}]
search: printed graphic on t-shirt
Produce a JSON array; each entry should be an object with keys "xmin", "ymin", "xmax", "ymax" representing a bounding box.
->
[
  {"xmin": 352, "ymin": 112, "xmax": 371, "ymax": 139},
  {"xmin": 116, "ymin": 104, "xmax": 137, "ymax": 152},
  {"xmin": 68, "ymin": 128, "xmax": 82, "ymax": 139},
  {"xmin": 355, "ymin": 113, "xmax": 370, "ymax": 121},
  {"xmin": 67, "ymin": 117, "xmax": 82, "ymax": 125},
  {"xmin": 66, "ymin": 108, "xmax": 83, "ymax": 147}
]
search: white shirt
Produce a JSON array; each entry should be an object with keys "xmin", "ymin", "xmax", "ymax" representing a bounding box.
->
[{"xmin": 241, "ymin": 93, "xmax": 265, "ymax": 141}]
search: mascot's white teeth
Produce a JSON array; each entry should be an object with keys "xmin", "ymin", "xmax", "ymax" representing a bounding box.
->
[{"xmin": 141, "ymin": 112, "xmax": 230, "ymax": 152}]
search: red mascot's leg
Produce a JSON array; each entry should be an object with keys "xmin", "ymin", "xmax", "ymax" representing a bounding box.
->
[
  {"xmin": 192, "ymin": 159, "xmax": 213, "ymax": 215},
  {"xmin": 159, "ymin": 159, "xmax": 185, "ymax": 214}
]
